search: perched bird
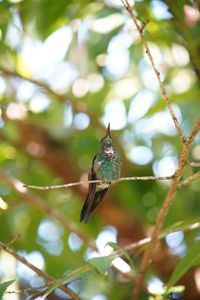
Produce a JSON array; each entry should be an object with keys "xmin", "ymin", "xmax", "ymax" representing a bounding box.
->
[{"xmin": 80, "ymin": 123, "xmax": 120, "ymax": 224}]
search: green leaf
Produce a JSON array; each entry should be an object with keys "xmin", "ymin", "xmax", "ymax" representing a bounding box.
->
[
  {"xmin": 41, "ymin": 265, "xmax": 90, "ymax": 298},
  {"xmin": 89, "ymin": 256, "xmax": 115, "ymax": 276},
  {"xmin": 107, "ymin": 242, "xmax": 134, "ymax": 270},
  {"xmin": 0, "ymin": 280, "xmax": 15, "ymax": 299},
  {"xmin": 166, "ymin": 285, "xmax": 185, "ymax": 294},
  {"xmin": 167, "ymin": 241, "xmax": 200, "ymax": 289}
]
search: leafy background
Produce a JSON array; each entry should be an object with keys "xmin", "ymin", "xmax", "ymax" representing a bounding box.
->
[{"xmin": 0, "ymin": 0, "xmax": 200, "ymax": 299}]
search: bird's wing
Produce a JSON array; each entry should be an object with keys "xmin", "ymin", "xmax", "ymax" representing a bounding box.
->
[
  {"xmin": 80, "ymin": 156, "xmax": 101, "ymax": 223},
  {"xmin": 90, "ymin": 187, "xmax": 108, "ymax": 213}
]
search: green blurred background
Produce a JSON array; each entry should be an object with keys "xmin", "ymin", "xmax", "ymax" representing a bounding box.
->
[{"xmin": 0, "ymin": 0, "xmax": 200, "ymax": 299}]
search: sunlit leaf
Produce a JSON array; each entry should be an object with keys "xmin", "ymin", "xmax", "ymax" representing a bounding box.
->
[
  {"xmin": 0, "ymin": 280, "xmax": 15, "ymax": 299},
  {"xmin": 89, "ymin": 256, "xmax": 115, "ymax": 276}
]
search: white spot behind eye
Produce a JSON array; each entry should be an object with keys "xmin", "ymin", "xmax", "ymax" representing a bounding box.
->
[{"xmin": 104, "ymin": 148, "xmax": 114, "ymax": 155}]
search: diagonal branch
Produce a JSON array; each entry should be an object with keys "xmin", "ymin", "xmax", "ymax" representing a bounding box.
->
[
  {"xmin": 0, "ymin": 240, "xmax": 80, "ymax": 300},
  {"xmin": 116, "ymin": 220, "xmax": 200, "ymax": 254},
  {"xmin": 0, "ymin": 66, "xmax": 68, "ymax": 103},
  {"xmin": 132, "ymin": 116, "xmax": 200, "ymax": 299},
  {"xmin": 0, "ymin": 171, "xmax": 97, "ymax": 251},
  {"xmin": 121, "ymin": 0, "xmax": 185, "ymax": 143},
  {"xmin": 178, "ymin": 171, "xmax": 200, "ymax": 189}
]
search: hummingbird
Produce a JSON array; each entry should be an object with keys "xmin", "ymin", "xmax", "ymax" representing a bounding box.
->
[{"xmin": 80, "ymin": 123, "xmax": 120, "ymax": 224}]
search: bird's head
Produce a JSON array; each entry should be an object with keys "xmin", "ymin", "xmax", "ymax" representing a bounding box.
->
[{"xmin": 101, "ymin": 123, "xmax": 114, "ymax": 152}]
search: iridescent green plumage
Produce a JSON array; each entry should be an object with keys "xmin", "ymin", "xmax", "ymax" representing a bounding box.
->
[{"xmin": 80, "ymin": 123, "xmax": 120, "ymax": 224}]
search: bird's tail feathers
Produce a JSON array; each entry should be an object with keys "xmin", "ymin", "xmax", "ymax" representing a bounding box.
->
[
  {"xmin": 80, "ymin": 188, "xmax": 108, "ymax": 224},
  {"xmin": 80, "ymin": 193, "xmax": 90, "ymax": 224}
]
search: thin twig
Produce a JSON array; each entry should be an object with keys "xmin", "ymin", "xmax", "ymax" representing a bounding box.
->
[
  {"xmin": 5, "ymin": 288, "xmax": 37, "ymax": 295},
  {"xmin": 178, "ymin": 171, "xmax": 200, "ymax": 189},
  {"xmin": 190, "ymin": 162, "xmax": 200, "ymax": 167},
  {"xmin": 132, "ymin": 117, "xmax": 200, "ymax": 299},
  {"xmin": 187, "ymin": 161, "xmax": 200, "ymax": 167},
  {"xmin": 122, "ymin": 220, "xmax": 200, "ymax": 253},
  {"xmin": 23, "ymin": 172, "xmax": 200, "ymax": 190},
  {"xmin": 7, "ymin": 234, "xmax": 21, "ymax": 246},
  {"xmin": 187, "ymin": 118, "xmax": 200, "ymax": 145},
  {"xmin": 24, "ymin": 181, "xmax": 87, "ymax": 190},
  {"xmin": 121, "ymin": 0, "xmax": 185, "ymax": 143},
  {"xmin": 117, "ymin": 175, "xmax": 174, "ymax": 182},
  {"xmin": 24, "ymin": 175, "xmax": 174, "ymax": 190},
  {"xmin": 0, "ymin": 240, "xmax": 80, "ymax": 300}
]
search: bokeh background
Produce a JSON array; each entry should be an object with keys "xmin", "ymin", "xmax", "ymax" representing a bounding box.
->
[{"xmin": 0, "ymin": 0, "xmax": 200, "ymax": 299}]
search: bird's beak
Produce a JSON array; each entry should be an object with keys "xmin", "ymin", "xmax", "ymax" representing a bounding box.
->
[{"xmin": 106, "ymin": 123, "xmax": 111, "ymax": 137}]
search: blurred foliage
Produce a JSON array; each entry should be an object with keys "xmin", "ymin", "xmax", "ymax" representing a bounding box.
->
[{"xmin": 0, "ymin": 0, "xmax": 200, "ymax": 299}]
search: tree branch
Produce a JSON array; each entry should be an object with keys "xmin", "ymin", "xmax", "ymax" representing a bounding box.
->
[
  {"xmin": 23, "ymin": 175, "xmax": 174, "ymax": 190},
  {"xmin": 0, "ymin": 240, "xmax": 80, "ymax": 300},
  {"xmin": 187, "ymin": 161, "xmax": 200, "ymax": 167},
  {"xmin": 132, "ymin": 117, "xmax": 200, "ymax": 299},
  {"xmin": 120, "ymin": 1, "xmax": 200, "ymax": 297},
  {"xmin": 178, "ymin": 171, "xmax": 200, "ymax": 189},
  {"xmin": 190, "ymin": 162, "xmax": 200, "ymax": 167},
  {"xmin": 0, "ymin": 66, "xmax": 68, "ymax": 103},
  {"xmin": 119, "ymin": 219, "xmax": 200, "ymax": 253},
  {"xmin": 121, "ymin": 0, "xmax": 185, "ymax": 143}
]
